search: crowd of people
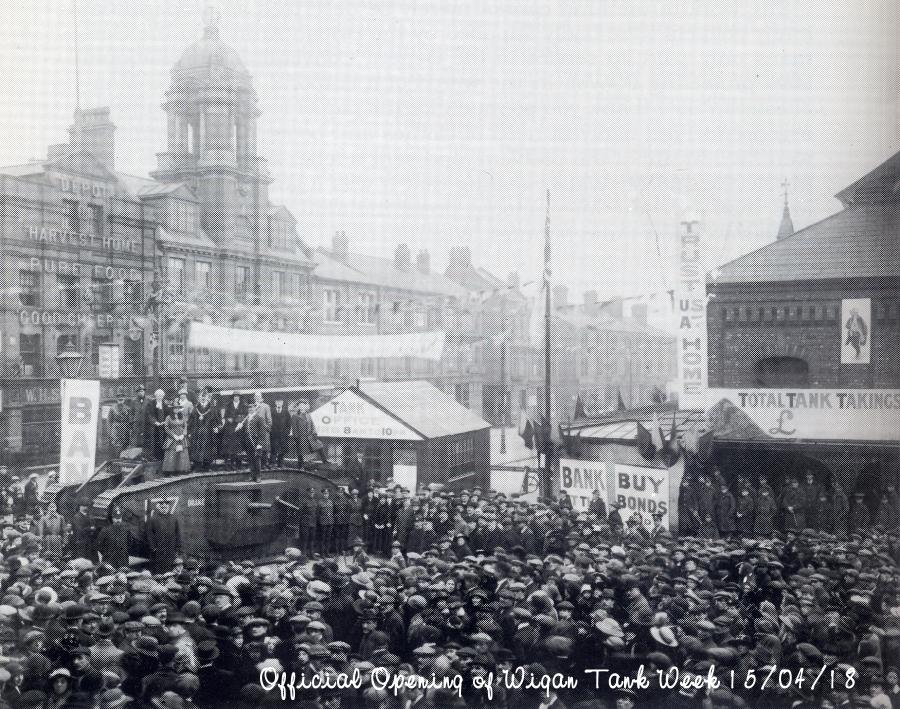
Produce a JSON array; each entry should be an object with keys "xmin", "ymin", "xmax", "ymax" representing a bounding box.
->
[
  {"xmin": 105, "ymin": 379, "xmax": 328, "ymax": 480},
  {"xmin": 0, "ymin": 467, "xmax": 896, "ymax": 709}
]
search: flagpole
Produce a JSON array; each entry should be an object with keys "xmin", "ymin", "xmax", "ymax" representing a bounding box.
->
[{"xmin": 543, "ymin": 189, "xmax": 552, "ymax": 500}]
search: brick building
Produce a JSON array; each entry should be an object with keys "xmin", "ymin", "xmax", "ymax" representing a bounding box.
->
[{"xmin": 707, "ymin": 156, "xmax": 900, "ymax": 493}]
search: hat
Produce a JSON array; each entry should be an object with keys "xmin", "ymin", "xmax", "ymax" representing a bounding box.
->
[
  {"xmin": 151, "ymin": 691, "xmax": 183, "ymax": 709},
  {"xmin": 133, "ymin": 636, "xmax": 159, "ymax": 657},
  {"xmin": 650, "ymin": 626, "xmax": 679, "ymax": 647},
  {"xmin": 99, "ymin": 689, "xmax": 133, "ymax": 709},
  {"xmin": 196, "ymin": 640, "xmax": 219, "ymax": 663}
]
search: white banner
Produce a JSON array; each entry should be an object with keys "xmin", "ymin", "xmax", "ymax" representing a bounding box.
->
[
  {"xmin": 392, "ymin": 464, "xmax": 418, "ymax": 491},
  {"xmin": 707, "ymin": 388, "xmax": 900, "ymax": 442},
  {"xmin": 612, "ymin": 464, "xmax": 670, "ymax": 529},
  {"xmin": 60, "ymin": 379, "xmax": 100, "ymax": 486},
  {"xmin": 675, "ymin": 217, "xmax": 708, "ymax": 410},
  {"xmin": 841, "ymin": 298, "xmax": 871, "ymax": 364},
  {"xmin": 189, "ymin": 322, "xmax": 446, "ymax": 361},
  {"xmin": 560, "ymin": 458, "xmax": 610, "ymax": 511}
]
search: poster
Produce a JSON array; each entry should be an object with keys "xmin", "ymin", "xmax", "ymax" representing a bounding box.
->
[
  {"xmin": 59, "ymin": 379, "xmax": 101, "ymax": 486},
  {"xmin": 310, "ymin": 390, "xmax": 421, "ymax": 440},
  {"xmin": 611, "ymin": 464, "xmax": 669, "ymax": 529},
  {"xmin": 560, "ymin": 458, "xmax": 610, "ymax": 511},
  {"xmin": 841, "ymin": 298, "xmax": 870, "ymax": 364},
  {"xmin": 392, "ymin": 464, "xmax": 417, "ymax": 491},
  {"xmin": 675, "ymin": 216, "xmax": 708, "ymax": 410}
]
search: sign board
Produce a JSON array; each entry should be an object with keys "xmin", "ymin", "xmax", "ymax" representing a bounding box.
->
[
  {"xmin": 675, "ymin": 217, "xmax": 707, "ymax": 410},
  {"xmin": 707, "ymin": 388, "xmax": 900, "ymax": 442},
  {"xmin": 98, "ymin": 343, "xmax": 120, "ymax": 379},
  {"xmin": 311, "ymin": 390, "xmax": 421, "ymax": 440},
  {"xmin": 59, "ymin": 379, "xmax": 100, "ymax": 486},
  {"xmin": 612, "ymin": 464, "xmax": 669, "ymax": 529},
  {"xmin": 560, "ymin": 458, "xmax": 610, "ymax": 511},
  {"xmin": 841, "ymin": 298, "xmax": 871, "ymax": 364}
]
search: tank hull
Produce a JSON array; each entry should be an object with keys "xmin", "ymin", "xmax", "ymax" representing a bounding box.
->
[{"xmin": 48, "ymin": 467, "xmax": 340, "ymax": 563}]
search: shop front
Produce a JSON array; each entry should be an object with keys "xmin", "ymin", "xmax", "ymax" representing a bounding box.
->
[{"xmin": 311, "ymin": 380, "xmax": 491, "ymax": 492}]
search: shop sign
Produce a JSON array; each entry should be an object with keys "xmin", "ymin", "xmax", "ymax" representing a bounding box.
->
[
  {"xmin": 54, "ymin": 175, "xmax": 117, "ymax": 199},
  {"xmin": 707, "ymin": 388, "xmax": 900, "ymax": 442},
  {"xmin": 612, "ymin": 464, "xmax": 669, "ymax": 529},
  {"xmin": 18, "ymin": 310, "xmax": 129, "ymax": 329},
  {"xmin": 23, "ymin": 257, "xmax": 142, "ymax": 281},
  {"xmin": 559, "ymin": 458, "xmax": 610, "ymax": 511},
  {"xmin": 311, "ymin": 390, "xmax": 421, "ymax": 440},
  {"xmin": 24, "ymin": 226, "xmax": 138, "ymax": 253}
]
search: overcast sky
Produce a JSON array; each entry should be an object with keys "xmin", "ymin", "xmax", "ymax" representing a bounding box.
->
[{"xmin": 1, "ymin": 0, "xmax": 896, "ymax": 301}]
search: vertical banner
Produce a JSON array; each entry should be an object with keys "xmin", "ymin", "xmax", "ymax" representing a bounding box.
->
[
  {"xmin": 841, "ymin": 298, "xmax": 870, "ymax": 364},
  {"xmin": 59, "ymin": 379, "xmax": 101, "ymax": 486},
  {"xmin": 612, "ymin": 463, "xmax": 670, "ymax": 529},
  {"xmin": 676, "ymin": 215, "xmax": 708, "ymax": 410},
  {"xmin": 98, "ymin": 343, "xmax": 120, "ymax": 379}
]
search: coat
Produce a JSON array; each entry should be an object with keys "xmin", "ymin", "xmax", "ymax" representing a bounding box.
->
[
  {"xmin": 753, "ymin": 492, "xmax": 778, "ymax": 536},
  {"xmin": 780, "ymin": 486, "xmax": 806, "ymax": 531},
  {"xmin": 832, "ymin": 489, "xmax": 850, "ymax": 537},
  {"xmin": 107, "ymin": 402, "xmax": 132, "ymax": 451},
  {"xmin": 347, "ymin": 495, "xmax": 364, "ymax": 529},
  {"xmin": 188, "ymin": 402, "xmax": 221, "ymax": 465},
  {"xmin": 145, "ymin": 512, "xmax": 182, "ymax": 572},
  {"xmin": 130, "ymin": 395, "xmax": 146, "ymax": 447},
  {"xmin": 298, "ymin": 495, "xmax": 318, "ymax": 528},
  {"xmin": 735, "ymin": 493, "xmax": 755, "ymax": 534},
  {"xmin": 221, "ymin": 401, "xmax": 247, "ymax": 456},
  {"xmin": 318, "ymin": 496, "xmax": 335, "ymax": 526},
  {"xmin": 162, "ymin": 416, "xmax": 190, "ymax": 473},
  {"xmin": 96, "ymin": 520, "xmax": 132, "ymax": 568},
  {"xmin": 70, "ymin": 511, "xmax": 94, "ymax": 559},
  {"xmin": 144, "ymin": 399, "xmax": 169, "ymax": 460},
  {"xmin": 290, "ymin": 412, "xmax": 324, "ymax": 456},
  {"xmin": 270, "ymin": 406, "xmax": 291, "ymax": 454},
  {"xmin": 715, "ymin": 491, "xmax": 737, "ymax": 534},
  {"xmin": 246, "ymin": 409, "xmax": 271, "ymax": 452}
]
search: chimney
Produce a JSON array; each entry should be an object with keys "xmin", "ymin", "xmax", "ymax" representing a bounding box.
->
[
  {"xmin": 631, "ymin": 302, "xmax": 648, "ymax": 326},
  {"xmin": 332, "ymin": 230, "xmax": 349, "ymax": 261},
  {"xmin": 553, "ymin": 285, "xmax": 568, "ymax": 310},
  {"xmin": 507, "ymin": 271, "xmax": 520, "ymax": 289},
  {"xmin": 416, "ymin": 250, "xmax": 430, "ymax": 274},
  {"xmin": 601, "ymin": 296, "xmax": 623, "ymax": 319},
  {"xmin": 69, "ymin": 107, "xmax": 116, "ymax": 171},
  {"xmin": 395, "ymin": 243, "xmax": 411, "ymax": 271},
  {"xmin": 448, "ymin": 246, "xmax": 471, "ymax": 269}
]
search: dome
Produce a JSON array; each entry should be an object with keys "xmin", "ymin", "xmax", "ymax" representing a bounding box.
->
[{"xmin": 174, "ymin": 26, "xmax": 249, "ymax": 76}]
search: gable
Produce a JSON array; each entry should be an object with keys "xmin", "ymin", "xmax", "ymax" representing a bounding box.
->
[{"xmin": 45, "ymin": 149, "xmax": 118, "ymax": 183}]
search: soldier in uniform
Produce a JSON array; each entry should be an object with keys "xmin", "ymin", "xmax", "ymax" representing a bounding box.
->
[
  {"xmin": 96, "ymin": 506, "xmax": 132, "ymax": 569},
  {"xmin": 130, "ymin": 384, "xmax": 146, "ymax": 451},
  {"xmin": 735, "ymin": 484, "xmax": 755, "ymax": 536},
  {"xmin": 70, "ymin": 501, "xmax": 95, "ymax": 560},
  {"xmin": 801, "ymin": 471, "xmax": 822, "ymax": 528},
  {"xmin": 648, "ymin": 511, "xmax": 667, "ymax": 540},
  {"xmin": 333, "ymin": 488, "xmax": 351, "ymax": 554},
  {"xmin": 753, "ymin": 482, "xmax": 777, "ymax": 537},
  {"xmin": 608, "ymin": 500, "xmax": 625, "ymax": 538},
  {"xmin": 107, "ymin": 390, "xmax": 132, "ymax": 455},
  {"xmin": 831, "ymin": 478, "xmax": 850, "ymax": 538},
  {"xmin": 269, "ymin": 398, "xmax": 291, "ymax": 468},
  {"xmin": 317, "ymin": 488, "xmax": 335, "ymax": 554},
  {"xmin": 678, "ymin": 476, "xmax": 701, "ymax": 537},
  {"xmin": 696, "ymin": 475, "xmax": 719, "ymax": 540},
  {"xmin": 715, "ymin": 482, "xmax": 737, "ymax": 539},
  {"xmin": 780, "ymin": 477, "xmax": 806, "ymax": 532},
  {"xmin": 849, "ymin": 491, "xmax": 871, "ymax": 532},
  {"xmin": 298, "ymin": 487, "xmax": 318, "ymax": 557},
  {"xmin": 347, "ymin": 488, "xmax": 363, "ymax": 551}
]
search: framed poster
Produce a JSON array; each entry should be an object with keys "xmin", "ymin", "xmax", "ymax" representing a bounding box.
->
[{"xmin": 841, "ymin": 298, "xmax": 870, "ymax": 364}]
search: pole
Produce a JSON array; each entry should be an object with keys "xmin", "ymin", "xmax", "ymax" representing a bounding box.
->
[
  {"xmin": 543, "ymin": 189, "xmax": 552, "ymax": 500},
  {"xmin": 499, "ymin": 300, "xmax": 507, "ymax": 455}
]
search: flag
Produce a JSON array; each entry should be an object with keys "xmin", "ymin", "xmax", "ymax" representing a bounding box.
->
[
  {"xmin": 636, "ymin": 421, "xmax": 655, "ymax": 461},
  {"xmin": 521, "ymin": 419, "xmax": 535, "ymax": 450},
  {"xmin": 651, "ymin": 385, "xmax": 666, "ymax": 404},
  {"xmin": 617, "ymin": 390, "xmax": 627, "ymax": 412},
  {"xmin": 573, "ymin": 395, "xmax": 586, "ymax": 420},
  {"xmin": 651, "ymin": 413, "xmax": 665, "ymax": 451},
  {"xmin": 661, "ymin": 412, "xmax": 682, "ymax": 467},
  {"xmin": 697, "ymin": 430, "xmax": 714, "ymax": 461}
]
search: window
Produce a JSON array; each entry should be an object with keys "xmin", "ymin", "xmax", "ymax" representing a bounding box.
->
[
  {"xmin": 62, "ymin": 199, "xmax": 79, "ymax": 231},
  {"xmin": 327, "ymin": 359, "xmax": 342, "ymax": 378},
  {"xmin": 172, "ymin": 201, "xmax": 196, "ymax": 233},
  {"xmin": 361, "ymin": 358, "xmax": 376, "ymax": 378},
  {"xmin": 22, "ymin": 406, "xmax": 60, "ymax": 457},
  {"xmin": 90, "ymin": 204, "xmax": 103, "ymax": 235},
  {"xmin": 360, "ymin": 293, "xmax": 376, "ymax": 325},
  {"xmin": 123, "ymin": 280, "xmax": 143, "ymax": 306},
  {"xmin": 123, "ymin": 336, "xmax": 142, "ymax": 376},
  {"xmin": 166, "ymin": 324, "xmax": 186, "ymax": 371},
  {"xmin": 272, "ymin": 271, "xmax": 285, "ymax": 302},
  {"xmin": 235, "ymin": 266, "xmax": 249, "ymax": 299},
  {"xmin": 414, "ymin": 310, "xmax": 426, "ymax": 329},
  {"xmin": 270, "ymin": 221, "xmax": 289, "ymax": 249},
  {"xmin": 194, "ymin": 347, "xmax": 212, "ymax": 372},
  {"xmin": 19, "ymin": 334, "xmax": 41, "ymax": 377},
  {"xmin": 92, "ymin": 277, "xmax": 113, "ymax": 307},
  {"xmin": 196, "ymin": 261, "xmax": 212, "ymax": 290},
  {"xmin": 58, "ymin": 274, "xmax": 80, "ymax": 309},
  {"xmin": 168, "ymin": 257, "xmax": 186, "ymax": 296},
  {"xmin": 324, "ymin": 289, "xmax": 341, "ymax": 323},
  {"xmin": 292, "ymin": 273, "xmax": 305, "ymax": 302},
  {"xmin": 454, "ymin": 383, "xmax": 470, "ymax": 408},
  {"xmin": 754, "ymin": 357, "xmax": 809, "ymax": 388},
  {"xmin": 19, "ymin": 270, "xmax": 39, "ymax": 307}
]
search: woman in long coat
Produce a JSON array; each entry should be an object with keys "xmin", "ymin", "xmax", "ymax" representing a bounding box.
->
[
  {"xmin": 220, "ymin": 394, "xmax": 247, "ymax": 468},
  {"xmin": 162, "ymin": 409, "xmax": 191, "ymax": 475},
  {"xmin": 143, "ymin": 389, "xmax": 168, "ymax": 461},
  {"xmin": 37, "ymin": 501, "xmax": 66, "ymax": 558},
  {"xmin": 189, "ymin": 393, "xmax": 221, "ymax": 471}
]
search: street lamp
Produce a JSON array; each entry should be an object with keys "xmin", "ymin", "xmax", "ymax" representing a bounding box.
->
[{"xmin": 56, "ymin": 338, "xmax": 85, "ymax": 379}]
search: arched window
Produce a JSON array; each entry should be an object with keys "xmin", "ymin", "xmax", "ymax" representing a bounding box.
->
[{"xmin": 754, "ymin": 356, "xmax": 809, "ymax": 388}]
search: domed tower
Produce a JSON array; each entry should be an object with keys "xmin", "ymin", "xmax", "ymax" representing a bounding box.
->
[{"xmin": 152, "ymin": 7, "xmax": 271, "ymax": 247}]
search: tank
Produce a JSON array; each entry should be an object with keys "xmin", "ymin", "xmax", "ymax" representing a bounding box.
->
[{"xmin": 44, "ymin": 459, "xmax": 342, "ymax": 562}]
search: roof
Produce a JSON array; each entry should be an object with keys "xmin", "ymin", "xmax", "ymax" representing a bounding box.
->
[
  {"xmin": 713, "ymin": 202, "xmax": 900, "ymax": 284},
  {"xmin": 776, "ymin": 202, "xmax": 794, "ymax": 240},
  {"xmin": 357, "ymin": 380, "xmax": 490, "ymax": 439},
  {"xmin": 835, "ymin": 150, "xmax": 900, "ymax": 206},
  {"xmin": 115, "ymin": 171, "xmax": 160, "ymax": 199},
  {"xmin": 0, "ymin": 161, "xmax": 44, "ymax": 178},
  {"xmin": 444, "ymin": 260, "xmax": 507, "ymax": 293},
  {"xmin": 561, "ymin": 403, "xmax": 707, "ymax": 443},
  {"xmin": 314, "ymin": 248, "xmax": 467, "ymax": 297},
  {"xmin": 157, "ymin": 225, "xmax": 218, "ymax": 251},
  {"xmin": 554, "ymin": 308, "xmax": 673, "ymax": 339}
]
